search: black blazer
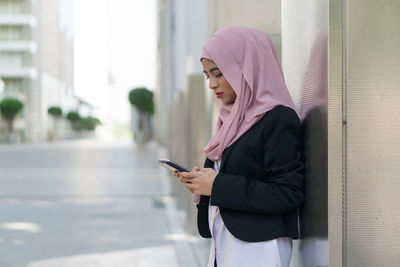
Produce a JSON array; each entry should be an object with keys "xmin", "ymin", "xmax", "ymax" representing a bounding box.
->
[{"xmin": 197, "ymin": 105, "xmax": 304, "ymax": 242}]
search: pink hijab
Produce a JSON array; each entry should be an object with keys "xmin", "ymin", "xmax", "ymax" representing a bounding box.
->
[{"xmin": 201, "ymin": 26, "xmax": 298, "ymax": 161}]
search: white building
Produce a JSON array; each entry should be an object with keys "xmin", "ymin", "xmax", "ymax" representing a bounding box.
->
[{"xmin": 0, "ymin": 0, "xmax": 77, "ymax": 142}]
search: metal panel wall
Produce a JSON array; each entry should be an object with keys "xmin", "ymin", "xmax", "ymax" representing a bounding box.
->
[
  {"xmin": 345, "ymin": 0, "xmax": 400, "ymax": 266},
  {"xmin": 328, "ymin": 0, "xmax": 345, "ymax": 265},
  {"xmin": 282, "ymin": 1, "xmax": 328, "ymax": 266},
  {"xmin": 285, "ymin": 1, "xmax": 400, "ymax": 266}
]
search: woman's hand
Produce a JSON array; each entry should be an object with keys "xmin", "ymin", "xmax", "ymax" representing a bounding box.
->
[{"xmin": 174, "ymin": 167, "xmax": 216, "ymax": 196}]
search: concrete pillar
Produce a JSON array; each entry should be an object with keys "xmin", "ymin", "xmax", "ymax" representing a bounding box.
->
[
  {"xmin": 168, "ymin": 91, "xmax": 191, "ymax": 211},
  {"xmin": 185, "ymin": 74, "xmax": 208, "ymax": 233}
]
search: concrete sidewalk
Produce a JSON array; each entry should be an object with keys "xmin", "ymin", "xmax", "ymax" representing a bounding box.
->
[
  {"xmin": 147, "ymin": 141, "xmax": 210, "ymax": 267},
  {"xmin": 0, "ymin": 139, "xmax": 209, "ymax": 267}
]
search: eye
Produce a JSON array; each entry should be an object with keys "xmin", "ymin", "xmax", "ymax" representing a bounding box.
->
[{"xmin": 215, "ymin": 73, "xmax": 223, "ymax": 78}]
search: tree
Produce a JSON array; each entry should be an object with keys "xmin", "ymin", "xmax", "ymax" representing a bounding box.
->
[
  {"xmin": 0, "ymin": 97, "xmax": 24, "ymax": 142},
  {"xmin": 0, "ymin": 97, "xmax": 24, "ymax": 131}
]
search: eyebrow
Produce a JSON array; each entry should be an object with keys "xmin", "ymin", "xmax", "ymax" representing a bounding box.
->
[{"xmin": 203, "ymin": 67, "xmax": 220, "ymax": 74}]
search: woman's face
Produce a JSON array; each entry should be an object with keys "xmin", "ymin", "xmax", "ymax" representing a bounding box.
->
[{"xmin": 201, "ymin": 58, "xmax": 237, "ymax": 105}]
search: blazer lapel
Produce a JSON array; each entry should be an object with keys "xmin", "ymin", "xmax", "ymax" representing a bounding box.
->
[
  {"xmin": 204, "ymin": 158, "xmax": 213, "ymax": 168},
  {"xmin": 204, "ymin": 141, "xmax": 237, "ymax": 171},
  {"xmin": 220, "ymin": 143, "xmax": 236, "ymax": 171}
]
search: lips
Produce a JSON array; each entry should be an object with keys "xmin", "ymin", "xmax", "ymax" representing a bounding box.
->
[{"xmin": 215, "ymin": 92, "xmax": 223, "ymax": 98}]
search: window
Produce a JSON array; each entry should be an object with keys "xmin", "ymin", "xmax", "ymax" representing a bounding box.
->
[
  {"xmin": 0, "ymin": 26, "xmax": 8, "ymax": 40},
  {"xmin": 9, "ymin": 25, "xmax": 22, "ymax": 40},
  {"xmin": 3, "ymin": 78, "xmax": 23, "ymax": 93},
  {"xmin": 10, "ymin": 0, "xmax": 23, "ymax": 15},
  {"xmin": 0, "ymin": 0, "xmax": 24, "ymax": 15},
  {"xmin": 0, "ymin": 1, "xmax": 8, "ymax": 14},
  {"xmin": 0, "ymin": 26, "xmax": 23, "ymax": 40},
  {"xmin": 0, "ymin": 52, "xmax": 24, "ymax": 68}
]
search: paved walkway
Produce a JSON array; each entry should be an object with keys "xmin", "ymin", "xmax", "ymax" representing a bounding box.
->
[{"xmin": 0, "ymin": 139, "xmax": 209, "ymax": 267}]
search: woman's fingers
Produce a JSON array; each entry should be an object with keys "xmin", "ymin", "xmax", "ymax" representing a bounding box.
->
[
  {"xmin": 179, "ymin": 171, "xmax": 198, "ymax": 178},
  {"xmin": 175, "ymin": 170, "xmax": 203, "ymax": 194},
  {"xmin": 183, "ymin": 182, "xmax": 198, "ymax": 193},
  {"xmin": 192, "ymin": 166, "xmax": 200, "ymax": 172},
  {"xmin": 180, "ymin": 177, "xmax": 195, "ymax": 183}
]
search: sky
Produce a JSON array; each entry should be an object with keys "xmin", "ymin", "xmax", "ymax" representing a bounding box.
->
[{"xmin": 74, "ymin": 0, "xmax": 157, "ymax": 124}]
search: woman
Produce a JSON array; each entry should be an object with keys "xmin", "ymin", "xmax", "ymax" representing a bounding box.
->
[{"xmin": 175, "ymin": 26, "xmax": 304, "ymax": 267}]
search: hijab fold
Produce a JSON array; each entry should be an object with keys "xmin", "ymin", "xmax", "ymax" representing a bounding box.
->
[{"xmin": 201, "ymin": 26, "xmax": 298, "ymax": 161}]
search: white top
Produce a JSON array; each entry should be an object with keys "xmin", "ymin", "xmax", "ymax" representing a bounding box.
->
[{"xmin": 207, "ymin": 160, "xmax": 292, "ymax": 267}]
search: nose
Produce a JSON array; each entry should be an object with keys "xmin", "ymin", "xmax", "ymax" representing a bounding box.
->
[{"xmin": 208, "ymin": 77, "xmax": 218, "ymax": 90}]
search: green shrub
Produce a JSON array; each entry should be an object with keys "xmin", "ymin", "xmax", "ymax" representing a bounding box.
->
[
  {"xmin": 0, "ymin": 97, "xmax": 24, "ymax": 137},
  {"xmin": 94, "ymin": 117, "xmax": 101, "ymax": 125},
  {"xmin": 0, "ymin": 97, "xmax": 24, "ymax": 121},
  {"xmin": 128, "ymin": 87, "xmax": 154, "ymax": 115},
  {"xmin": 48, "ymin": 106, "xmax": 63, "ymax": 117},
  {"xmin": 66, "ymin": 111, "xmax": 80, "ymax": 122},
  {"xmin": 77, "ymin": 116, "xmax": 100, "ymax": 131}
]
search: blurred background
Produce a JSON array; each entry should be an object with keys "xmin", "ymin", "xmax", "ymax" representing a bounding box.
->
[
  {"xmin": 0, "ymin": 0, "xmax": 157, "ymax": 142},
  {"xmin": 0, "ymin": 0, "xmax": 399, "ymax": 267}
]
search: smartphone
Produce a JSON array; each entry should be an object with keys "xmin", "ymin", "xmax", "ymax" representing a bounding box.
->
[{"xmin": 157, "ymin": 159, "xmax": 190, "ymax": 172}]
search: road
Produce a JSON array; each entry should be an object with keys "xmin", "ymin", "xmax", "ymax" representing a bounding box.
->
[{"xmin": 0, "ymin": 139, "xmax": 208, "ymax": 267}]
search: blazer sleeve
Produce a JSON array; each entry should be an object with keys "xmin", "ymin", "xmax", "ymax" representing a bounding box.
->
[{"xmin": 210, "ymin": 108, "xmax": 304, "ymax": 215}]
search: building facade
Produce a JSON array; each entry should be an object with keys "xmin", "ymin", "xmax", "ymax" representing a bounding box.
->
[{"xmin": 0, "ymin": 0, "xmax": 76, "ymax": 142}]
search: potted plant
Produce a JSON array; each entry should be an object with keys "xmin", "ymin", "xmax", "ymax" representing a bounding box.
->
[
  {"xmin": 128, "ymin": 87, "xmax": 154, "ymax": 144},
  {"xmin": 47, "ymin": 106, "xmax": 63, "ymax": 140},
  {"xmin": 66, "ymin": 111, "xmax": 80, "ymax": 132},
  {"xmin": 0, "ymin": 97, "xmax": 24, "ymax": 143},
  {"xmin": 77, "ymin": 116, "xmax": 101, "ymax": 132}
]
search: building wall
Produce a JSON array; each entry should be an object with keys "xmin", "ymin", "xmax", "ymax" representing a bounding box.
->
[
  {"xmin": 329, "ymin": 0, "xmax": 400, "ymax": 266},
  {"xmin": 35, "ymin": 0, "xmax": 75, "ymax": 141},
  {"xmin": 0, "ymin": 0, "xmax": 75, "ymax": 142},
  {"xmin": 155, "ymin": 0, "xmax": 175, "ymax": 146},
  {"xmin": 206, "ymin": 0, "xmax": 280, "ymax": 34},
  {"xmin": 0, "ymin": 0, "xmax": 35, "ymax": 142},
  {"xmin": 282, "ymin": 0, "xmax": 400, "ymax": 266},
  {"xmin": 281, "ymin": 1, "xmax": 328, "ymax": 266},
  {"xmin": 155, "ymin": 0, "xmax": 208, "ymax": 237},
  {"xmin": 207, "ymin": 0, "xmax": 281, "ymax": 58},
  {"xmin": 155, "ymin": 0, "xmax": 207, "ymax": 146}
]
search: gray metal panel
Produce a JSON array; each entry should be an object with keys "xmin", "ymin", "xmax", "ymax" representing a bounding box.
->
[
  {"xmin": 328, "ymin": 0, "xmax": 345, "ymax": 266},
  {"xmin": 282, "ymin": 1, "xmax": 329, "ymax": 266},
  {"xmin": 284, "ymin": 0, "xmax": 400, "ymax": 265},
  {"xmin": 345, "ymin": 0, "xmax": 400, "ymax": 266}
]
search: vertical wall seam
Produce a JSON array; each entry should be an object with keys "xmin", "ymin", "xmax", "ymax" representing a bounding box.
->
[{"xmin": 342, "ymin": 0, "xmax": 348, "ymax": 266}]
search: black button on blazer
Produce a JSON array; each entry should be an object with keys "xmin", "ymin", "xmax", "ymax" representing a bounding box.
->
[{"xmin": 197, "ymin": 105, "xmax": 304, "ymax": 242}]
